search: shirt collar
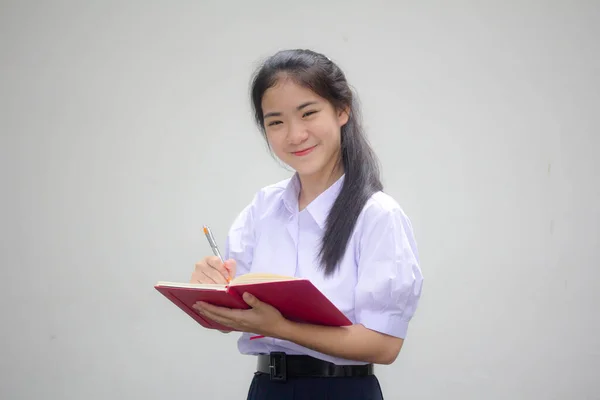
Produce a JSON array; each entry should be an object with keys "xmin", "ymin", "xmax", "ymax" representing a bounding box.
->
[{"xmin": 281, "ymin": 173, "xmax": 345, "ymax": 230}]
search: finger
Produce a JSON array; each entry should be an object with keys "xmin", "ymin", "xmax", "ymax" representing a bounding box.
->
[
  {"xmin": 194, "ymin": 259, "xmax": 209, "ymax": 271},
  {"xmin": 242, "ymin": 292, "xmax": 260, "ymax": 308},
  {"xmin": 201, "ymin": 265, "xmax": 228, "ymax": 284},
  {"xmin": 199, "ymin": 309, "xmax": 232, "ymax": 327},
  {"xmin": 190, "ymin": 268, "xmax": 217, "ymax": 284},
  {"xmin": 195, "ymin": 301, "xmax": 232, "ymax": 317},
  {"xmin": 193, "ymin": 262, "xmax": 212, "ymax": 282},
  {"xmin": 191, "ymin": 268, "xmax": 218, "ymax": 284},
  {"xmin": 190, "ymin": 271, "xmax": 204, "ymax": 284},
  {"xmin": 195, "ymin": 271, "xmax": 218, "ymax": 284},
  {"xmin": 195, "ymin": 257, "xmax": 227, "ymax": 278},
  {"xmin": 206, "ymin": 256, "xmax": 231, "ymax": 281},
  {"xmin": 194, "ymin": 304, "xmax": 235, "ymax": 327},
  {"xmin": 199, "ymin": 302, "xmax": 248, "ymax": 324}
]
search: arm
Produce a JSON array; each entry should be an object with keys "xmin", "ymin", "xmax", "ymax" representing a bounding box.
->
[
  {"xmin": 196, "ymin": 291, "xmax": 403, "ymax": 364},
  {"xmin": 279, "ymin": 204, "xmax": 422, "ymax": 364},
  {"xmin": 276, "ymin": 321, "xmax": 403, "ymax": 365}
]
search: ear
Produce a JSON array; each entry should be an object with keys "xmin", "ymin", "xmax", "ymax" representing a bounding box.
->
[{"xmin": 337, "ymin": 106, "xmax": 350, "ymax": 127}]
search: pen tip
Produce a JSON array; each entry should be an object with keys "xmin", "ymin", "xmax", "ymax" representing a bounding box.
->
[{"xmin": 203, "ymin": 226, "xmax": 208, "ymax": 234}]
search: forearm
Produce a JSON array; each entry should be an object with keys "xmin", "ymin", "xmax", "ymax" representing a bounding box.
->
[{"xmin": 274, "ymin": 320, "xmax": 403, "ymax": 365}]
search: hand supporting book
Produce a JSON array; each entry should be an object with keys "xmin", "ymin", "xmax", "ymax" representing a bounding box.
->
[{"xmin": 193, "ymin": 290, "xmax": 289, "ymax": 339}]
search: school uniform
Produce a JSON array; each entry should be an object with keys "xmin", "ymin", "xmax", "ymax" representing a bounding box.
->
[{"xmin": 223, "ymin": 173, "xmax": 423, "ymax": 399}]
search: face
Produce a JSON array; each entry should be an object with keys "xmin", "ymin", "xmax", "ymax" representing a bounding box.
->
[{"xmin": 261, "ymin": 77, "xmax": 349, "ymax": 180}]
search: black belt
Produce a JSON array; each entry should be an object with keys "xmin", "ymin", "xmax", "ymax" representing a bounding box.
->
[{"xmin": 257, "ymin": 352, "xmax": 374, "ymax": 382}]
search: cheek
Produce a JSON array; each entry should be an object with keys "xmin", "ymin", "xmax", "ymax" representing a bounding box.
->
[
  {"xmin": 310, "ymin": 120, "xmax": 340, "ymax": 147},
  {"xmin": 265, "ymin": 132, "xmax": 287, "ymax": 156}
]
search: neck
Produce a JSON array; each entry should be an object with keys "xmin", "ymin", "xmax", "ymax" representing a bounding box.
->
[{"xmin": 297, "ymin": 162, "xmax": 344, "ymax": 210}]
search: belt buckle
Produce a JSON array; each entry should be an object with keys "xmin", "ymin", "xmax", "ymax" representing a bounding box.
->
[{"xmin": 269, "ymin": 352, "xmax": 287, "ymax": 382}]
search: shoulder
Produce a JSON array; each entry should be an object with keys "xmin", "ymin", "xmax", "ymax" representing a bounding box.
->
[
  {"xmin": 356, "ymin": 191, "xmax": 415, "ymax": 237},
  {"xmin": 354, "ymin": 190, "xmax": 419, "ymax": 261},
  {"xmin": 240, "ymin": 177, "xmax": 292, "ymax": 219},
  {"xmin": 227, "ymin": 177, "xmax": 291, "ymax": 237},
  {"xmin": 254, "ymin": 177, "xmax": 291, "ymax": 203},
  {"xmin": 361, "ymin": 191, "xmax": 409, "ymax": 221}
]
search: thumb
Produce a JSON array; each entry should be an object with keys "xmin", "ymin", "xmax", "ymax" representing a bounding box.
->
[
  {"xmin": 223, "ymin": 259, "xmax": 237, "ymax": 280},
  {"xmin": 243, "ymin": 292, "xmax": 259, "ymax": 308}
]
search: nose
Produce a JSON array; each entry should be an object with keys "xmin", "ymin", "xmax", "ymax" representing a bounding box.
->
[{"xmin": 286, "ymin": 120, "xmax": 308, "ymax": 145}]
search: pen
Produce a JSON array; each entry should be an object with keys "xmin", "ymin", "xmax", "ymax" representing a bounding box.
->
[
  {"xmin": 203, "ymin": 225, "xmax": 231, "ymax": 283},
  {"xmin": 204, "ymin": 225, "xmax": 262, "ymax": 339}
]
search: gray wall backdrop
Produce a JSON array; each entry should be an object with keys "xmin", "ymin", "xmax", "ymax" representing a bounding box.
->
[{"xmin": 1, "ymin": 1, "xmax": 598, "ymax": 399}]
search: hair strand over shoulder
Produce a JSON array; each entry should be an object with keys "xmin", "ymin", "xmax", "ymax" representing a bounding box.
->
[{"xmin": 250, "ymin": 49, "xmax": 383, "ymax": 276}]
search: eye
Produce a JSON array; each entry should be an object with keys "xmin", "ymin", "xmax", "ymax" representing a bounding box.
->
[
  {"xmin": 267, "ymin": 120, "xmax": 282, "ymax": 127},
  {"xmin": 302, "ymin": 110, "xmax": 318, "ymax": 118}
]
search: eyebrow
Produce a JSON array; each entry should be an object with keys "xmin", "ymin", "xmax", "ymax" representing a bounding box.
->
[{"xmin": 263, "ymin": 101, "xmax": 318, "ymax": 119}]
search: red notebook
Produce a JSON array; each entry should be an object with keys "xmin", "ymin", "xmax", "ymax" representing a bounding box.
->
[{"xmin": 155, "ymin": 273, "xmax": 352, "ymax": 333}]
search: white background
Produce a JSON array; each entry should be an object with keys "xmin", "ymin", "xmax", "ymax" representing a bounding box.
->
[{"xmin": 1, "ymin": 1, "xmax": 598, "ymax": 399}]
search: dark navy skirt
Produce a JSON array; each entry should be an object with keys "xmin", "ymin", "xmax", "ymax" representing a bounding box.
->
[{"xmin": 245, "ymin": 371, "xmax": 384, "ymax": 399}]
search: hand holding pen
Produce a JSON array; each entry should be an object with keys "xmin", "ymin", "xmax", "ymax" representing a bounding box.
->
[
  {"xmin": 189, "ymin": 225, "xmax": 235, "ymax": 284},
  {"xmin": 192, "ymin": 225, "xmax": 265, "ymax": 340}
]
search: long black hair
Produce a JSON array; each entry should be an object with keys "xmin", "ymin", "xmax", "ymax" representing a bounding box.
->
[{"xmin": 250, "ymin": 49, "xmax": 383, "ymax": 276}]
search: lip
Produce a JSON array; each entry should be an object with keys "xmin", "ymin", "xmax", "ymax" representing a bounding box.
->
[{"xmin": 291, "ymin": 145, "xmax": 317, "ymax": 157}]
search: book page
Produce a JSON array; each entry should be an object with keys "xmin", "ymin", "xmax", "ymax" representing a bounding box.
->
[
  {"xmin": 230, "ymin": 272, "xmax": 298, "ymax": 285},
  {"xmin": 155, "ymin": 281, "xmax": 227, "ymax": 290}
]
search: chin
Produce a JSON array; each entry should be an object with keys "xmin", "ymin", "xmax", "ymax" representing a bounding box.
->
[{"xmin": 290, "ymin": 163, "xmax": 324, "ymax": 178}]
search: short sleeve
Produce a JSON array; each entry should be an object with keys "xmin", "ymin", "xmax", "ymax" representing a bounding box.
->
[
  {"xmin": 354, "ymin": 205, "xmax": 423, "ymax": 339},
  {"xmin": 223, "ymin": 194, "xmax": 258, "ymax": 279}
]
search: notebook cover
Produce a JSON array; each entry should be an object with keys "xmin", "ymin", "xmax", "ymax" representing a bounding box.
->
[
  {"xmin": 228, "ymin": 280, "xmax": 352, "ymax": 327},
  {"xmin": 155, "ymin": 279, "xmax": 352, "ymax": 332},
  {"xmin": 155, "ymin": 285, "xmax": 247, "ymax": 331}
]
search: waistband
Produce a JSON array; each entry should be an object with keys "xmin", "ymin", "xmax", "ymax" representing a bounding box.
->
[{"xmin": 256, "ymin": 352, "xmax": 374, "ymax": 382}]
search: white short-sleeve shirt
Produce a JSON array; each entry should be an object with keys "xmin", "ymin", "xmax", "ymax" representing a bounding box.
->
[{"xmin": 224, "ymin": 173, "xmax": 423, "ymax": 365}]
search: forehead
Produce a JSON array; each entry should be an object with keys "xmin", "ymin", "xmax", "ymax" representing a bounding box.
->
[{"xmin": 261, "ymin": 77, "xmax": 323, "ymax": 111}]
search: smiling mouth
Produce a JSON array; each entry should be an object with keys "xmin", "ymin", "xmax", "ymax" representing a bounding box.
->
[{"xmin": 292, "ymin": 145, "xmax": 317, "ymax": 156}]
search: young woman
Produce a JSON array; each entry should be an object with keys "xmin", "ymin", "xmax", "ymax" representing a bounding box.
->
[{"xmin": 190, "ymin": 49, "xmax": 423, "ymax": 399}]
